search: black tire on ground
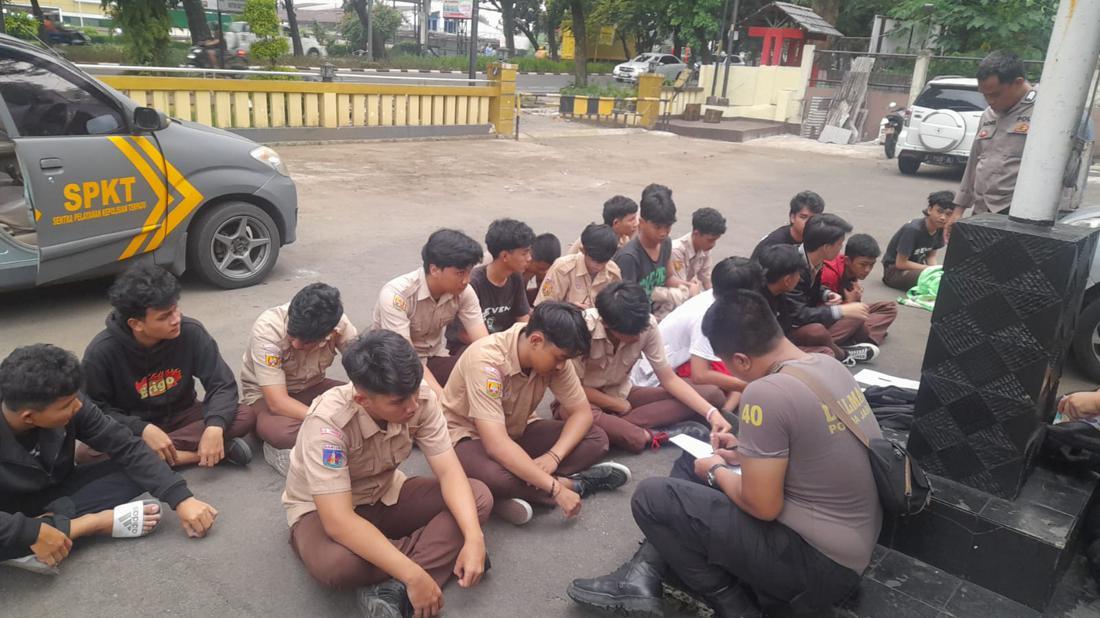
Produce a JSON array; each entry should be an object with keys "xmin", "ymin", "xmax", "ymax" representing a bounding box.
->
[
  {"xmin": 885, "ymin": 137, "xmax": 897, "ymax": 159},
  {"xmin": 1072, "ymin": 296, "xmax": 1100, "ymax": 382},
  {"xmin": 307, "ymin": 49, "xmax": 321, "ymax": 57},
  {"xmin": 898, "ymin": 156, "xmax": 921, "ymax": 175},
  {"xmin": 187, "ymin": 201, "xmax": 280, "ymax": 289}
]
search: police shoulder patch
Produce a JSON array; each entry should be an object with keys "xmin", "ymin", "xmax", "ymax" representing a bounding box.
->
[
  {"xmin": 393, "ymin": 294, "xmax": 408, "ymax": 312},
  {"xmin": 1024, "ymin": 90, "xmax": 1037, "ymax": 103},
  {"xmin": 321, "ymin": 443, "xmax": 346, "ymax": 468},
  {"xmin": 1011, "ymin": 122, "xmax": 1029, "ymax": 134}
]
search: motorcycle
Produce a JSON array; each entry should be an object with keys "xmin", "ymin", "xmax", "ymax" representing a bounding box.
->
[
  {"xmin": 186, "ymin": 45, "xmax": 249, "ymax": 73},
  {"xmin": 882, "ymin": 101, "xmax": 906, "ymax": 159}
]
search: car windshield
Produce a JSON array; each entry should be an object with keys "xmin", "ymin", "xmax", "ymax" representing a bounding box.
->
[
  {"xmin": 631, "ymin": 54, "xmax": 655, "ymax": 63},
  {"xmin": 914, "ymin": 86, "xmax": 987, "ymax": 113}
]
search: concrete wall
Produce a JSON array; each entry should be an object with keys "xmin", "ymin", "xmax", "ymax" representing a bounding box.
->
[
  {"xmin": 695, "ymin": 45, "xmax": 815, "ymax": 123},
  {"xmin": 804, "ymin": 85, "xmax": 910, "ymax": 142}
]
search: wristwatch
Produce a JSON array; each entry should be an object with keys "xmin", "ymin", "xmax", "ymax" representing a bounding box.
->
[{"xmin": 706, "ymin": 463, "xmax": 730, "ymax": 488}]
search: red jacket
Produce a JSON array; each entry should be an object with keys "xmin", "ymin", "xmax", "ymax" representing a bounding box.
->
[{"xmin": 820, "ymin": 255, "xmax": 850, "ymax": 295}]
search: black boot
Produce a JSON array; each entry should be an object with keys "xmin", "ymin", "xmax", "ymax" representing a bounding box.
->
[
  {"xmin": 567, "ymin": 541, "xmax": 666, "ymax": 617},
  {"xmin": 703, "ymin": 583, "xmax": 762, "ymax": 618},
  {"xmin": 356, "ymin": 579, "xmax": 413, "ymax": 618}
]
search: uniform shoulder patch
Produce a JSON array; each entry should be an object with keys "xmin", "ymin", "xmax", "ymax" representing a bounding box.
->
[
  {"xmin": 264, "ymin": 354, "xmax": 282, "ymax": 368},
  {"xmin": 321, "ymin": 443, "xmax": 346, "ymax": 468},
  {"xmin": 1011, "ymin": 122, "xmax": 1029, "ymax": 134},
  {"xmin": 486, "ymin": 378, "xmax": 503, "ymax": 399},
  {"xmin": 1024, "ymin": 90, "xmax": 1037, "ymax": 103},
  {"xmin": 541, "ymin": 280, "xmax": 553, "ymax": 297},
  {"xmin": 393, "ymin": 294, "xmax": 408, "ymax": 312},
  {"xmin": 673, "ymin": 258, "xmax": 684, "ymax": 272},
  {"xmin": 319, "ymin": 426, "xmax": 344, "ymax": 441}
]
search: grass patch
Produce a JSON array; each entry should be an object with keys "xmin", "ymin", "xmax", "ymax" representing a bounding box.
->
[{"xmin": 559, "ymin": 83, "xmax": 636, "ymax": 98}]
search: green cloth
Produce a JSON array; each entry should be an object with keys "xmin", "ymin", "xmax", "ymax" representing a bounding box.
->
[{"xmin": 897, "ymin": 266, "xmax": 942, "ymax": 312}]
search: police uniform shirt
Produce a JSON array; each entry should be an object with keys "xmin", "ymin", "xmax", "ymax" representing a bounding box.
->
[
  {"xmin": 575, "ymin": 308, "xmax": 668, "ymax": 399},
  {"xmin": 371, "ymin": 268, "xmax": 485, "ymax": 359},
  {"xmin": 281, "ymin": 383, "xmax": 452, "ymax": 527},
  {"xmin": 669, "ymin": 232, "xmax": 712, "ymax": 288},
  {"xmin": 442, "ymin": 323, "xmax": 588, "ymax": 443},
  {"xmin": 957, "ymin": 89, "xmax": 1036, "ymax": 214},
  {"xmin": 239, "ymin": 304, "xmax": 358, "ymax": 405},
  {"xmin": 533, "ymin": 253, "xmax": 622, "ymax": 308}
]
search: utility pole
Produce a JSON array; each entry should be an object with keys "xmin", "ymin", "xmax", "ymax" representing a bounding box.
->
[
  {"xmin": 1008, "ymin": 0, "xmax": 1100, "ymax": 224},
  {"xmin": 709, "ymin": 0, "xmax": 731, "ymax": 98},
  {"xmin": 366, "ymin": 0, "xmax": 374, "ymax": 61},
  {"xmin": 719, "ymin": 0, "xmax": 740, "ymax": 98},
  {"xmin": 0, "ymin": 0, "xmax": 7, "ymax": 35},
  {"xmin": 468, "ymin": 0, "xmax": 479, "ymax": 80}
]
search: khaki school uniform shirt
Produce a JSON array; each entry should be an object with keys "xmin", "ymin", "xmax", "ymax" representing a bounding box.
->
[
  {"xmin": 533, "ymin": 253, "xmax": 622, "ymax": 308},
  {"xmin": 372, "ymin": 268, "xmax": 485, "ymax": 359},
  {"xmin": 566, "ymin": 233, "xmax": 632, "ymax": 256},
  {"xmin": 670, "ymin": 232, "xmax": 712, "ymax": 288},
  {"xmin": 575, "ymin": 308, "xmax": 668, "ymax": 399},
  {"xmin": 443, "ymin": 323, "xmax": 588, "ymax": 443},
  {"xmin": 239, "ymin": 304, "xmax": 358, "ymax": 405},
  {"xmin": 957, "ymin": 90, "xmax": 1036, "ymax": 215},
  {"xmin": 282, "ymin": 383, "xmax": 452, "ymax": 527}
]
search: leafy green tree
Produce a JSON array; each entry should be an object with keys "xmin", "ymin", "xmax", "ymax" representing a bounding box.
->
[
  {"xmin": 242, "ymin": 0, "xmax": 289, "ymax": 65},
  {"xmin": 341, "ymin": 4, "xmax": 402, "ymax": 58},
  {"xmin": 181, "ymin": 0, "xmax": 212, "ymax": 44},
  {"xmin": 889, "ymin": 0, "xmax": 1059, "ymax": 57},
  {"xmin": 4, "ymin": 12, "xmax": 40, "ymax": 40},
  {"xmin": 103, "ymin": 0, "xmax": 172, "ymax": 65}
]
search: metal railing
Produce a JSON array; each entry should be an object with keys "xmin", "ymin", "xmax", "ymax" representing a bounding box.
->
[{"xmin": 76, "ymin": 63, "xmax": 494, "ymax": 84}]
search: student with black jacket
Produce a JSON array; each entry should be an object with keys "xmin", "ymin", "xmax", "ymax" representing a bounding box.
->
[
  {"xmin": 0, "ymin": 344, "xmax": 218, "ymax": 575},
  {"xmin": 81, "ymin": 264, "xmax": 254, "ymax": 468}
]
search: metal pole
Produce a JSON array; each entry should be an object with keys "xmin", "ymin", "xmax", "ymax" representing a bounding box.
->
[
  {"xmin": 1008, "ymin": 0, "xmax": 1100, "ymax": 224},
  {"xmin": 709, "ymin": 0, "xmax": 731, "ymax": 98},
  {"xmin": 720, "ymin": 0, "xmax": 740, "ymax": 98},
  {"xmin": 0, "ymin": 0, "xmax": 7, "ymax": 35},
  {"xmin": 468, "ymin": 0, "xmax": 479, "ymax": 80},
  {"xmin": 366, "ymin": 0, "xmax": 374, "ymax": 62}
]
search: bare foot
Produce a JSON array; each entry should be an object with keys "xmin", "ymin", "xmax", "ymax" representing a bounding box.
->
[{"xmin": 71, "ymin": 503, "xmax": 162, "ymax": 539}]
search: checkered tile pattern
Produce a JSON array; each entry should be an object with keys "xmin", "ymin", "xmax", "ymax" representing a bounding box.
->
[{"xmin": 907, "ymin": 215, "xmax": 1097, "ymax": 499}]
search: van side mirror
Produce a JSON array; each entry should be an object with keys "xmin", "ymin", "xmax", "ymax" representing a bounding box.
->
[{"xmin": 133, "ymin": 107, "xmax": 168, "ymax": 132}]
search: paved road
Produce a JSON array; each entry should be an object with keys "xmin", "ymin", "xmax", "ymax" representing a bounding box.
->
[{"xmin": 0, "ymin": 124, "xmax": 1095, "ymax": 617}]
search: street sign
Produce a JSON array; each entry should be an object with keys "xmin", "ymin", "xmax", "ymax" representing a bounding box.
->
[
  {"xmin": 441, "ymin": 0, "xmax": 472, "ymax": 19},
  {"xmin": 203, "ymin": 0, "xmax": 245, "ymax": 13}
]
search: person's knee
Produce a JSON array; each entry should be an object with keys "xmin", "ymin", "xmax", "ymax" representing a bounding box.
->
[
  {"xmin": 631, "ymin": 477, "xmax": 674, "ymax": 523},
  {"xmin": 468, "ymin": 479, "xmax": 494, "ymax": 522},
  {"xmin": 228, "ymin": 404, "xmax": 257, "ymax": 437},
  {"xmin": 306, "ymin": 549, "xmax": 370, "ymax": 589},
  {"xmin": 799, "ymin": 324, "xmax": 831, "ymax": 345},
  {"xmin": 698, "ymin": 385, "xmax": 725, "ymax": 409},
  {"xmin": 588, "ymin": 425, "xmax": 611, "ymax": 457}
]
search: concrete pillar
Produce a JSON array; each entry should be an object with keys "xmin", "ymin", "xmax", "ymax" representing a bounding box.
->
[
  {"xmin": 908, "ymin": 49, "xmax": 932, "ymax": 107},
  {"xmin": 488, "ymin": 62, "xmax": 517, "ymax": 137},
  {"xmin": 1009, "ymin": 0, "xmax": 1100, "ymax": 224},
  {"xmin": 636, "ymin": 73, "xmax": 664, "ymax": 129}
]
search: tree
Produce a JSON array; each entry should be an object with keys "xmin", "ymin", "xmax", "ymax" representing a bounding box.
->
[
  {"xmin": 181, "ymin": 0, "xmax": 211, "ymax": 44},
  {"xmin": 889, "ymin": 0, "xmax": 1058, "ymax": 57},
  {"xmin": 103, "ymin": 0, "xmax": 172, "ymax": 65},
  {"xmin": 545, "ymin": 0, "xmax": 566, "ymax": 59},
  {"xmin": 4, "ymin": 12, "xmax": 40, "ymax": 39},
  {"xmin": 590, "ymin": 0, "xmax": 663, "ymax": 57},
  {"xmin": 242, "ymin": 0, "xmax": 289, "ymax": 65},
  {"xmin": 283, "ymin": 0, "xmax": 304, "ymax": 56},
  {"xmin": 568, "ymin": 0, "xmax": 589, "ymax": 86},
  {"xmin": 485, "ymin": 0, "xmax": 542, "ymax": 56},
  {"xmin": 342, "ymin": 3, "xmax": 402, "ymax": 58}
]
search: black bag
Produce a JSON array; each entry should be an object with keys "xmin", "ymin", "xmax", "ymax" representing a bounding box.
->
[{"xmin": 780, "ymin": 365, "xmax": 933, "ymax": 517}]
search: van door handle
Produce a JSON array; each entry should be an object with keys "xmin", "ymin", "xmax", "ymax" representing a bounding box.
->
[{"xmin": 39, "ymin": 158, "xmax": 63, "ymax": 171}]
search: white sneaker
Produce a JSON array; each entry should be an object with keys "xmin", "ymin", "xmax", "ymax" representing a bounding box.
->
[
  {"xmin": 841, "ymin": 343, "xmax": 880, "ymax": 364},
  {"xmin": 263, "ymin": 442, "xmax": 291, "ymax": 477},
  {"xmin": 492, "ymin": 498, "xmax": 533, "ymax": 526},
  {"xmin": 1, "ymin": 554, "xmax": 59, "ymax": 576}
]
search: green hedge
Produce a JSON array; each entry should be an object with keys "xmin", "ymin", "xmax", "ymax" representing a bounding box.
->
[{"xmin": 559, "ymin": 83, "xmax": 635, "ymax": 98}]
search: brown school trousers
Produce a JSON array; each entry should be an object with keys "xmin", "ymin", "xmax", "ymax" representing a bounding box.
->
[
  {"xmin": 554, "ymin": 385, "xmax": 726, "ymax": 454},
  {"xmin": 453, "ymin": 419, "xmax": 609, "ymax": 505},
  {"xmin": 883, "ymin": 266, "xmax": 922, "ymax": 292},
  {"xmin": 787, "ymin": 302, "xmax": 895, "ymax": 360},
  {"xmin": 249, "ymin": 378, "xmax": 344, "ymax": 450},
  {"xmin": 427, "ymin": 355, "xmax": 460, "ymax": 387},
  {"xmin": 290, "ymin": 476, "xmax": 493, "ymax": 589},
  {"xmin": 157, "ymin": 401, "xmax": 255, "ymax": 451}
]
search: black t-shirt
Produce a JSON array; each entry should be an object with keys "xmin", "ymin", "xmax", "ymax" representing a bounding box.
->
[
  {"xmin": 883, "ymin": 218, "xmax": 944, "ymax": 268},
  {"xmin": 750, "ymin": 225, "xmax": 798, "ymax": 261},
  {"xmin": 451, "ymin": 264, "xmax": 530, "ymax": 344},
  {"xmin": 614, "ymin": 237, "xmax": 672, "ymax": 298}
]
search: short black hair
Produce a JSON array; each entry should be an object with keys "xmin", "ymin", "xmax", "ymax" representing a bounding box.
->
[
  {"xmin": 639, "ymin": 188, "xmax": 676, "ymax": 226},
  {"xmin": 844, "ymin": 234, "xmax": 881, "ymax": 260},
  {"xmin": 703, "ymin": 291, "xmax": 784, "ymax": 358},
  {"xmin": 803, "ymin": 213, "xmax": 852, "ymax": 253},
  {"xmin": 342, "ymin": 330, "xmax": 424, "ymax": 397},
  {"xmin": 0, "ymin": 344, "xmax": 83, "ymax": 411},
  {"xmin": 108, "ymin": 263, "xmax": 182, "ymax": 322},
  {"xmin": 789, "ymin": 190, "xmax": 825, "ymax": 216},
  {"xmin": 485, "ymin": 218, "xmax": 535, "ymax": 260},
  {"xmin": 712, "ymin": 256, "xmax": 764, "ymax": 302},
  {"xmin": 759, "ymin": 245, "xmax": 803, "ymax": 284},
  {"xmin": 977, "ymin": 50, "xmax": 1025, "ymax": 84},
  {"xmin": 692, "ymin": 207, "xmax": 727, "ymax": 236},
  {"xmin": 531, "ymin": 233, "xmax": 561, "ymax": 265},
  {"xmin": 421, "ymin": 229, "xmax": 484, "ymax": 272},
  {"xmin": 287, "ymin": 283, "xmax": 344, "ymax": 341},
  {"xmin": 641, "ymin": 183, "xmax": 672, "ymax": 202},
  {"xmin": 581, "ymin": 223, "xmax": 619, "ymax": 263},
  {"xmin": 524, "ymin": 302, "xmax": 591, "ymax": 358},
  {"xmin": 602, "ymin": 195, "xmax": 639, "ymax": 225},
  {"xmin": 595, "ymin": 282, "xmax": 651, "ymax": 336},
  {"xmin": 927, "ymin": 190, "xmax": 957, "ymax": 212}
]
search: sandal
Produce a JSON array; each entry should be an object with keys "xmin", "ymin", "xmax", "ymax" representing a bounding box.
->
[{"xmin": 112, "ymin": 499, "xmax": 162, "ymax": 539}]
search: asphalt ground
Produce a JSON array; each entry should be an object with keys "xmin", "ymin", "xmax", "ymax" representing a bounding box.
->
[{"xmin": 0, "ymin": 116, "xmax": 1096, "ymax": 616}]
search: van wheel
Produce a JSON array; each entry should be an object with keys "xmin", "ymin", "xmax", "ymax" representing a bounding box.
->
[
  {"xmin": 188, "ymin": 201, "xmax": 280, "ymax": 289},
  {"xmin": 898, "ymin": 156, "xmax": 921, "ymax": 175},
  {"xmin": 1073, "ymin": 297, "xmax": 1100, "ymax": 383},
  {"xmin": 307, "ymin": 49, "xmax": 321, "ymax": 57}
]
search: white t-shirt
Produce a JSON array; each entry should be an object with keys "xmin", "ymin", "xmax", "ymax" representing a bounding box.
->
[{"xmin": 631, "ymin": 290, "xmax": 719, "ymax": 387}]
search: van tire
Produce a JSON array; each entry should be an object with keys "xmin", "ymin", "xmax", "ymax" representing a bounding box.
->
[
  {"xmin": 898, "ymin": 156, "xmax": 921, "ymax": 175},
  {"xmin": 188, "ymin": 201, "xmax": 280, "ymax": 289}
]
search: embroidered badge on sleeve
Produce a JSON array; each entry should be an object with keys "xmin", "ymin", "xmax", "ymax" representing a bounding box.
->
[
  {"xmin": 486, "ymin": 378, "xmax": 503, "ymax": 399},
  {"xmin": 393, "ymin": 294, "xmax": 408, "ymax": 312},
  {"xmin": 321, "ymin": 444, "xmax": 346, "ymax": 469}
]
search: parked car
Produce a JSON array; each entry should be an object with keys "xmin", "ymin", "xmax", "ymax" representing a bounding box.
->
[
  {"xmin": 895, "ymin": 76, "xmax": 987, "ymax": 175},
  {"xmin": 0, "ymin": 33, "xmax": 298, "ymax": 291},
  {"xmin": 224, "ymin": 22, "xmax": 327, "ymax": 57},
  {"xmin": 613, "ymin": 53, "xmax": 687, "ymax": 83}
]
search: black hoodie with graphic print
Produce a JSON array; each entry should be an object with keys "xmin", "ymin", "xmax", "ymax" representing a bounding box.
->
[{"xmin": 82, "ymin": 312, "xmax": 239, "ymax": 435}]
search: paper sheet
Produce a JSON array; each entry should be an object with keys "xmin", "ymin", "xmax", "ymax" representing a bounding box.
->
[
  {"xmin": 854, "ymin": 369, "xmax": 920, "ymax": 391},
  {"xmin": 668, "ymin": 435, "xmax": 743, "ymax": 475}
]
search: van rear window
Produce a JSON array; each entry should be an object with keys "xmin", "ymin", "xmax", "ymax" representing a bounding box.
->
[{"xmin": 914, "ymin": 86, "xmax": 987, "ymax": 112}]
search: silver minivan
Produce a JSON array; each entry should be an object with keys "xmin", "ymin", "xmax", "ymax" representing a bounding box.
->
[{"xmin": 896, "ymin": 77, "xmax": 986, "ymax": 175}]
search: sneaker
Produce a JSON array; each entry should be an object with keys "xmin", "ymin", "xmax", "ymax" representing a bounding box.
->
[
  {"xmin": 263, "ymin": 442, "xmax": 290, "ymax": 476},
  {"xmin": 570, "ymin": 462, "xmax": 631, "ymax": 498},
  {"xmin": 841, "ymin": 355, "xmax": 857, "ymax": 367},
  {"xmin": 356, "ymin": 579, "xmax": 413, "ymax": 618},
  {"xmin": 223, "ymin": 438, "xmax": 253, "ymax": 466},
  {"xmin": 493, "ymin": 498, "xmax": 533, "ymax": 526},
  {"xmin": 840, "ymin": 343, "xmax": 879, "ymax": 364},
  {"xmin": 661, "ymin": 421, "xmax": 711, "ymax": 443},
  {"xmin": 1, "ymin": 554, "xmax": 59, "ymax": 576}
]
